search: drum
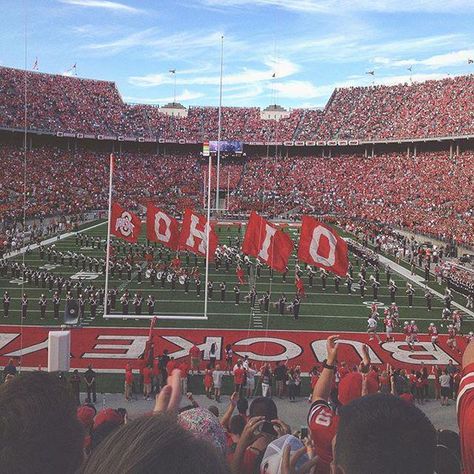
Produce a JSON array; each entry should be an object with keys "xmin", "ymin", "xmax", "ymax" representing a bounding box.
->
[
  {"xmin": 167, "ymin": 273, "xmax": 173, "ymax": 283},
  {"xmin": 157, "ymin": 271, "xmax": 163, "ymax": 279},
  {"xmin": 179, "ymin": 275, "xmax": 186, "ymax": 285},
  {"xmin": 145, "ymin": 269, "xmax": 152, "ymax": 279}
]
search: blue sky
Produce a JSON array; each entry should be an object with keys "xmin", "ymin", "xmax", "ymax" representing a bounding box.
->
[{"xmin": 1, "ymin": 0, "xmax": 474, "ymax": 108}]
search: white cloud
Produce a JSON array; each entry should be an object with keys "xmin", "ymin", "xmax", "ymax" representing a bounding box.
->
[
  {"xmin": 200, "ymin": 0, "xmax": 474, "ymax": 14},
  {"xmin": 59, "ymin": 0, "xmax": 141, "ymax": 13},
  {"xmin": 82, "ymin": 30, "xmax": 246, "ymax": 59},
  {"xmin": 375, "ymin": 49, "xmax": 474, "ymax": 69},
  {"xmin": 129, "ymin": 57, "xmax": 299, "ymax": 87},
  {"xmin": 124, "ymin": 89, "xmax": 205, "ymax": 104},
  {"xmin": 83, "ymin": 28, "xmax": 159, "ymax": 53},
  {"xmin": 271, "ymin": 80, "xmax": 327, "ymax": 99}
]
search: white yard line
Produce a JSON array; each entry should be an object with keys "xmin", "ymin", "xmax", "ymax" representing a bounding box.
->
[
  {"xmin": 3, "ymin": 221, "xmax": 106, "ymax": 261},
  {"xmin": 378, "ymin": 254, "xmax": 474, "ymax": 318}
]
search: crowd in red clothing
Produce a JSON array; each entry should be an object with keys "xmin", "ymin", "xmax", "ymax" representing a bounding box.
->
[
  {"xmin": 2, "ymin": 66, "xmax": 473, "ymax": 141},
  {"xmin": 1, "ymin": 143, "xmax": 473, "ymax": 247},
  {"xmin": 2, "ymin": 336, "xmax": 474, "ymax": 473},
  {"xmin": 233, "ymin": 151, "xmax": 474, "ymax": 246},
  {"xmin": 317, "ymin": 75, "xmax": 474, "ymax": 140}
]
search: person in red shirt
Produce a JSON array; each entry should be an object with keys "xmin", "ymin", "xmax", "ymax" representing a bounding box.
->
[
  {"xmin": 137, "ymin": 356, "xmax": 147, "ymax": 394},
  {"xmin": 233, "ymin": 361, "xmax": 246, "ymax": 396},
  {"xmin": 142, "ymin": 365, "xmax": 152, "ymax": 400},
  {"xmin": 458, "ymin": 338, "xmax": 474, "ymax": 472},
  {"xmin": 166, "ymin": 357, "xmax": 176, "ymax": 376},
  {"xmin": 308, "ymin": 336, "xmax": 372, "ymax": 474},
  {"xmin": 189, "ymin": 344, "xmax": 201, "ymax": 375}
]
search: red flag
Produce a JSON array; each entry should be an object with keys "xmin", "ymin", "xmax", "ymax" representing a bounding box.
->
[
  {"xmin": 110, "ymin": 202, "xmax": 141, "ymax": 243},
  {"xmin": 242, "ymin": 211, "xmax": 294, "ymax": 273},
  {"xmin": 178, "ymin": 208, "xmax": 218, "ymax": 261},
  {"xmin": 298, "ymin": 216, "xmax": 348, "ymax": 277},
  {"xmin": 146, "ymin": 204, "xmax": 180, "ymax": 250}
]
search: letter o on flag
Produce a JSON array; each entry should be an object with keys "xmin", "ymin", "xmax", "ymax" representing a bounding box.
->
[
  {"xmin": 154, "ymin": 211, "xmax": 171, "ymax": 243},
  {"xmin": 309, "ymin": 226, "xmax": 336, "ymax": 267}
]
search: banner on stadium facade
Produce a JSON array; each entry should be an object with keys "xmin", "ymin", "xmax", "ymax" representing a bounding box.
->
[
  {"xmin": 203, "ymin": 141, "xmax": 210, "ymax": 157},
  {"xmin": 0, "ymin": 326, "xmax": 464, "ymax": 372}
]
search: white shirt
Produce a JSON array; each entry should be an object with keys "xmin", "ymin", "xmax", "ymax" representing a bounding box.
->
[
  {"xmin": 212, "ymin": 370, "xmax": 224, "ymax": 388},
  {"xmin": 367, "ymin": 317, "xmax": 377, "ymax": 329}
]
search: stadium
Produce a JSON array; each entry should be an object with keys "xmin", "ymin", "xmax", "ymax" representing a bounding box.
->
[{"xmin": 1, "ymin": 1, "xmax": 474, "ymax": 473}]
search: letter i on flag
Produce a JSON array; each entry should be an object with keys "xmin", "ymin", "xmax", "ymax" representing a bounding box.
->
[
  {"xmin": 242, "ymin": 211, "xmax": 293, "ymax": 273},
  {"xmin": 146, "ymin": 204, "xmax": 180, "ymax": 250},
  {"xmin": 178, "ymin": 208, "xmax": 218, "ymax": 260},
  {"xmin": 298, "ymin": 216, "xmax": 348, "ymax": 276},
  {"xmin": 110, "ymin": 202, "xmax": 142, "ymax": 243}
]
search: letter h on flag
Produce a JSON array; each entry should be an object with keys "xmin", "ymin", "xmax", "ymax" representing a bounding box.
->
[
  {"xmin": 298, "ymin": 216, "xmax": 348, "ymax": 276},
  {"xmin": 242, "ymin": 211, "xmax": 294, "ymax": 273},
  {"xmin": 178, "ymin": 208, "xmax": 218, "ymax": 261},
  {"xmin": 146, "ymin": 203, "xmax": 180, "ymax": 250},
  {"xmin": 110, "ymin": 202, "xmax": 141, "ymax": 243}
]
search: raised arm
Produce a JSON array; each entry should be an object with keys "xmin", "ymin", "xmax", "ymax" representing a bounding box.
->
[
  {"xmin": 221, "ymin": 392, "xmax": 238, "ymax": 430},
  {"xmin": 312, "ymin": 335, "xmax": 339, "ymax": 403}
]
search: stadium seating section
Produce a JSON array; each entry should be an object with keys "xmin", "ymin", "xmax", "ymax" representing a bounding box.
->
[
  {"xmin": 0, "ymin": 145, "xmax": 472, "ymax": 246},
  {"xmin": 1, "ymin": 66, "xmax": 474, "ymax": 140}
]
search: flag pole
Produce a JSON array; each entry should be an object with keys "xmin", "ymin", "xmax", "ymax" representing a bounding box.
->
[
  {"xmin": 204, "ymin": 142, "xmax": 213, "ymax": 319},
  {"xmin": 103, "ymin": 153, "xmax": 114, "ymax": 318},
  {"xmin": 215, "ymin": 35, "xmax": 224, "ymax": 212},
  {"xmin": 227, "ymin": 171, "xmax": 230, "ymax": 211}
]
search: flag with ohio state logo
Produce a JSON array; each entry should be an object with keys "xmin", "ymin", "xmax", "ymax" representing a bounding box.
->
[
  {"xmin": 298, "ymin": 216, "xmax": 348, "ymax": 276},
  {"xmin": 110, "ymin": 202, "xmax": 142, "ymax": 243}
]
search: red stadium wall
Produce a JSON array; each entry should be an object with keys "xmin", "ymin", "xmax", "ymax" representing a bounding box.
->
[{"xmin": 0, "ymin": 325, "xmax": 465, "ymax": 372}]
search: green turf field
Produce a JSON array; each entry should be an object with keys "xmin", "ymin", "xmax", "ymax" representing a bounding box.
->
[{"xmin": 2, "ymin": 220, "xmax": 473, "ymax": 335}]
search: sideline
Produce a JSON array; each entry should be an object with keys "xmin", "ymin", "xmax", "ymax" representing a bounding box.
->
[
  {"xmin": 3, "ymin": 221, "xmax": 106, "ymax": 261},
  {"xmin": 378, "ymin": 254, "xmax": 474, "ymax": 318}
]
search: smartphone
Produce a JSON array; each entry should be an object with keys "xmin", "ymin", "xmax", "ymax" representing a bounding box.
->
[
  {"xmin": 300, "ymin": 426, "xmax": 308, "ymax": 439},
  {"xmin": 260, "ymin": 420, "xmax": 278, "ymax": 437}
]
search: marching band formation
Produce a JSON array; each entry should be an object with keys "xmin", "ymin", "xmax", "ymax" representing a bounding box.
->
[{"xmin": 2, "ymin": 228, "xmax": 473, "ymax": 355}]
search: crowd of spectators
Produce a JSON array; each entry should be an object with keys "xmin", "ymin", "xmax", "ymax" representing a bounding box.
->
[
  {"xmin": 234, "ymin": 151, "xmax": 474, "ymax": 246},
  {"xmin": 1, "ymin": 337, "xmax": 473, "ymax": 473},
  {"xmin": 1, "ymin": 144, "xmax": 473, "ymax": 248},
  {"xmin": 317, "ymin": 75, "xmax": 474, "ymax": 140},
  {"xmin": 2, "ymin": 66, "xmax": 473, "ymax": 141}
]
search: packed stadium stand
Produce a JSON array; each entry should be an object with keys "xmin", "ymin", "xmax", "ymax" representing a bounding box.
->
[
  {"xmin": 2, "ymin": 66, "xmax": 473, "ymax": 141},
  {"xmin": 0, "ymin": 65, "xmax": 473, "ymax": 248}
]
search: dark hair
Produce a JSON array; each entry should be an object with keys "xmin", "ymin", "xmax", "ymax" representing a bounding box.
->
[
  {"xmin": 208, "ymin": 405, "xmax": 219, "ymax": 417},
  {"xmin": 229, "ymin": 414, "xmax": 246, "ymax": 436},
  {"xmin": 0, "ymin": 371, "xmax": 84, "ymax": 474},
  {"xmin": 237, "ymin": 397, "xmax": 249, "ymax": 415},
  {"xmin": 90, "ymin": 420, "xmax": 121, "ymax": 451},
  {"xmin": 81, "ymin": 413, "xmax": 229, "ymax": 474},
  {"xmin": 335, "ymin": 393, "xmax": 436, "ymax": 474},
  {"xmin": 249, "ymin": 397, "xmax": 277, "ymax": 421}
]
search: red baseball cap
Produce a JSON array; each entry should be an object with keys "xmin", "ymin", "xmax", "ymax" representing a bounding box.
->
[
  {"xmin": 77, "ymin": 406, "xmax": 95, "ymax": 430},
  {"xmin": 93, "ymin": 408, "xmax": 123, "ymax": 430}
]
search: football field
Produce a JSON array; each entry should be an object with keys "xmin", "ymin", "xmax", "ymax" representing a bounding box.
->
[{"xmin": 2, "ymin": 220, "xmax": 472, "ymax": 336}]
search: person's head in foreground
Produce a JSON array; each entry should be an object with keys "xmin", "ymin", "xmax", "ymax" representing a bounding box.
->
[
  {"xmin": 0, "ymin": 371, "xmax": 84, "ymax": 474},
  {"xmin": 332, "ymin": 393, "xmax": 436, "ymax": 474},
  {"xmin": 81, "ymin": 412, "xmax": 229, "ymax": 474}
]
